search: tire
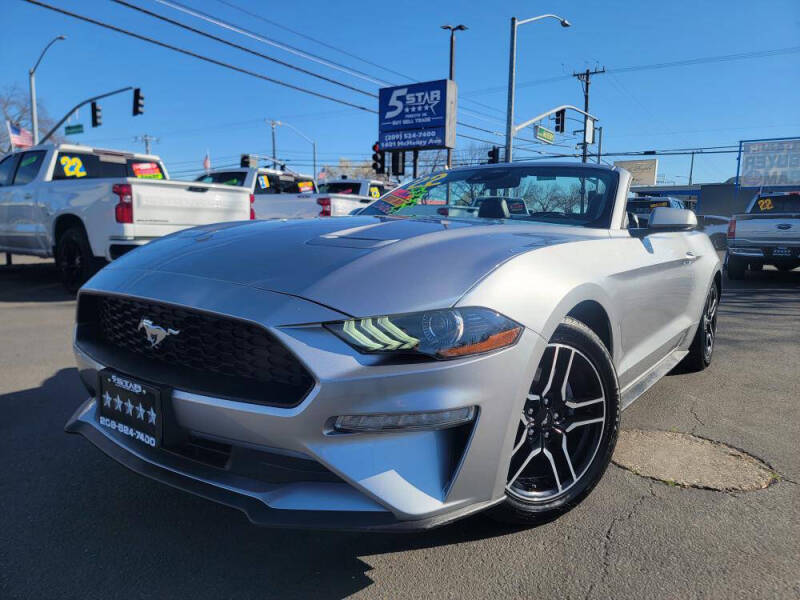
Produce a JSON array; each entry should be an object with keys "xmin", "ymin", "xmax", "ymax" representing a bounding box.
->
[
  {"xmin": 748, "ymin": 262, "xmax": 763, "ymax": 271},
  {"xmin": 776, "ymin": 263, "xmax": 797, "ymax": 272},
  {"xmin": 726, "ymin": 255, "xmax": 745, "ymax": 280},
  {"xmin": 489, "ymin": 317, "xmax": 620, "ymax": 525},
  {"xmin": 55, "ymin": 226, "xmax": 103, "ymax": 293},
  {"xmin": 680, "ymin": 282, "xmax": 719, "ymax": 372}
]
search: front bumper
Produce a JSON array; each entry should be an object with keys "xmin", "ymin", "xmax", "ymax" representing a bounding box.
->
[{"xmin": 68, "ymin": 277, "xmax": 546, "ymax": 530}]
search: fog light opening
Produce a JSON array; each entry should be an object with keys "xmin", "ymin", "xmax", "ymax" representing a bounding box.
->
[{"xmin": 333, "ymin": 407, "xmax": 477, "ymax": 433}]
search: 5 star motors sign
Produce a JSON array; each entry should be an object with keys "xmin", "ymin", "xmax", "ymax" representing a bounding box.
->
[{"xmin": 378, "ymin": 79, "xmax": 457, "ymax": 152}]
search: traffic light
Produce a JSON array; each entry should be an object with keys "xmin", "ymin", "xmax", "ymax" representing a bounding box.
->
[
  {"xmin": 133, "ymin": 88, "xmax": 145, "ymax": 116},
  {"xmin": 554, "ymin": 109, "xmax": 565, "ymax": 133},
  {"xmin": 371, "ymin": 142, "xmax": 385, "ymax": 174},
  {"xmin": 240, "ymin": 154, "xmax": 257, "ymax": 168},
  {"xmin": 91, "ymin": 102, "xmax": 102, "ymax": 127},
  {"xmin": 391, "ymin": 151, "xmax": 405, "ymax": 176},
  {"xmin": 487, "ymin": 146, "xmax": 500, "ymax": 164}
]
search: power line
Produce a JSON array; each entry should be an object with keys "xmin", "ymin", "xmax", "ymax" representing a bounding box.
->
[
  {"xmin": 23, "ymin": 0, "xmax": 377, "ymax": 113},
  {"xmin": 106, "ymin": 3, "xmax": 518, "ymax": 143},
  {"xmin": 156, "ymin": 0, "xmax": 392, "ymax": 86},
  {"xmin": 24, "ymin": 1, "xmax": 545, "ymax": 154},
  {"xmin": 206, "ymin": 0, "xmax": 507, "ymax": 121},
  {"xmin": 111, "ymin": 0, "xmax": 376, "ymax": 99},
  {"xmin": 464, "ymin": 45, "xmax": 800, "ymax": 97},
  {"xmin": 212, "ymin": 0, "xmax": 414, "ymax": 84}
]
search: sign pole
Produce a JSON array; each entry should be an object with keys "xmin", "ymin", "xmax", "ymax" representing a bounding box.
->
[{"xmin": 413, "ymin": 150, "xmax": 419, "ymax": 178}]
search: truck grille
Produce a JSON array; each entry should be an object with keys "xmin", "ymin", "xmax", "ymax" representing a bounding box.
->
[{"xmin": 77, "ymin": 293, "xmax": 313, "ymax": 407}]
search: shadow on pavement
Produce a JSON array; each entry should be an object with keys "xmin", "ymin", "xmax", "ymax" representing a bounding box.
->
[
  {"xmin": 0, "ymin": 260, "xmax": 74, "ymax": 303},
  {"xmin": 1, "ymin": 368, "xmax": 527, "ymax": 600}
]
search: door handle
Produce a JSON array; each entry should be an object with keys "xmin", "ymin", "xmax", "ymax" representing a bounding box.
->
[{"xmin": 684, "ymin": 251, "xmax": 698, "ymax": 263}]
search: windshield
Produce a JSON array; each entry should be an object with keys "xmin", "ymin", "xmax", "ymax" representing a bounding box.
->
[
  {"xmin": 362, "ymin": 165, "xmax": 618, "ymax": 228},
  {"xmin": 318, "ymin": 181, "xmax": 362, "ymax": 195}
]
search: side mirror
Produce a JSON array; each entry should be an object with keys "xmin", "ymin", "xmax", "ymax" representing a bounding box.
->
[{"xmin": 647, "ymin": 207, "xmax": 697, "ymax": 232}]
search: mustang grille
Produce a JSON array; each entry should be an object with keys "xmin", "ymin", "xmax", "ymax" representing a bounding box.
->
[{"xmin": 78, "ymin": 294, "xmax": 313, "ymax": 406}]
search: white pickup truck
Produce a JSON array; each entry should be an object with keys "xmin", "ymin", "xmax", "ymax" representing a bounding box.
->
[
  {"xmin": 0, "ymin": 143, "xmax": 251, "ymax": 291},
  {"xmin": 726, "ymin": 191, "xmax": 800, "ymax": 278},
  {"xmin": 315, "ymin": 177, "xmax": 392, "ymax": 216},
  {"xmin": 195, "ymin": 169, "xmax": 391, "ymax": 218},
  {"xmin": 195, "ymin": 167, "xmax": 319, "ymax": 219}
]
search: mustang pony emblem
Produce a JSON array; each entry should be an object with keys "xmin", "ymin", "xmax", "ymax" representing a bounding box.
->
[{"xmin": 137, "ymin": 318, "xmax": 180, "ymax": 348}]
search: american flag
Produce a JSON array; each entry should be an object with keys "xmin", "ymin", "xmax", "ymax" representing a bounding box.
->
[
  {"xmin": 203, "ymin": 151, "xmax": 211, "ymax": 172},
  {"xmin": 317, "ymin": 167, "xmax": 327, "ymax": 181},
  {"xmin": 6, "ymin": 121, "xmax": 33, "ymax": 149}
]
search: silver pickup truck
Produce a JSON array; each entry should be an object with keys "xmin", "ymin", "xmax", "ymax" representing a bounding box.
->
[{"xmin": 726, "ymin": 191, "xmax": 800, "ymax": 278}]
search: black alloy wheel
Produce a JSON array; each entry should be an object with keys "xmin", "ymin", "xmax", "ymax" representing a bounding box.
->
[{"xmin": 491, "ymin": 317, "xmax": 620, "ymax": 525}]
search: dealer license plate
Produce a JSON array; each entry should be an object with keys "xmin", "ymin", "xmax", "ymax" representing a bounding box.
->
[
  {"xmin": 97, "ymin": 370, "xmax": 163, "ymax": 448},
  {"xmin": 773, "ymin": 247, "xmax": 792, "ymax": 257}
]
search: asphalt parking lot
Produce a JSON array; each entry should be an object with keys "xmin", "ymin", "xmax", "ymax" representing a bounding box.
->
[{"xmin": 1, "ymin": 256, "xmax": 798, "ymax": 600}]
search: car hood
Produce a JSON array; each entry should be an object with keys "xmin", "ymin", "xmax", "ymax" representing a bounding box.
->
[{"xmin": 105, "ymin": 216, "xmax": 595, "ymax": 317}]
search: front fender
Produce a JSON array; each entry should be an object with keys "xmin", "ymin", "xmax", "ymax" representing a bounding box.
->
[{"xmin": 456, "ymin": 240, "xmax": 622, "ymax": 360}]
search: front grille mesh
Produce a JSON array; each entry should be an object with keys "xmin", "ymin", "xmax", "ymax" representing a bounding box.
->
[{"xmin": 95, "ymin": 295, "xmax": 312, "ymax": 396}]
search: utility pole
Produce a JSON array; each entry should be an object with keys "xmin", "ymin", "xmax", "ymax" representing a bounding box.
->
[
  {"xmin": 688, "ymin": 151, "xmax": 695, "ymax": 185},
  {"xmin": 573, "ymin": 67, "xmax": 605, "ymax": 163},
  {"xmin": 135, "ymin": 134, "xmax": 158, "ymax": 154}
]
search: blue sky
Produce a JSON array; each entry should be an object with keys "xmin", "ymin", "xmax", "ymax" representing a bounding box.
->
[{"xmin": 1, "ymin": 0, "xmax": 798, "ymax": 182}]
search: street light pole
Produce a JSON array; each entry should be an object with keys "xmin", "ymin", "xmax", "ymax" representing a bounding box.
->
[
  {"xmin": 441, "ymin": 24, "xmax": 467, "ymax": 169},
  {"xmin": 504, "ymin": 15, "xmax": 570, "ymax": 162},
  {"xmin": 29, "ymin": 35, "xmax": 66, "ymax": 145},
  {"xmin": 272, "ymin": 120, "xmax": 317, "ymax": 177},
  {"xmin": 269, "ymin": 120, "xmax": 278, "ymax": 167}
]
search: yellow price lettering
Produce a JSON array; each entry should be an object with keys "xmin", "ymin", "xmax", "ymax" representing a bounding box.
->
[
  {"xmin": 60, "ymin": 156, "xmax": 87, "ymax": 178},
  {"xmin": 369, "ymin": 186, "xmax": 381, "ymax": 199},
  {"xmin": 758, "ymin": 198, "xmax": 773, "ymax": 211}
]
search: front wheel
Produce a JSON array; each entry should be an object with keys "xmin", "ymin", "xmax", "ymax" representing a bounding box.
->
[{"xmin": 490, "ymin": 317, "xmax": 620, "ymax": 525}]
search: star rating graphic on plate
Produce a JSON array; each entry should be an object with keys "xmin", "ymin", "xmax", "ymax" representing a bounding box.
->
[{"xmin": 104, "ymin": 392, "xmax": 156, "ymax": 424}]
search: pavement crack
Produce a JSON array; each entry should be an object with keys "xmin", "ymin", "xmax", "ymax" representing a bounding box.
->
[
  {"xmin": 686, "ymin": 394, "xmax": 706, "ymax": 433},
  {"xmin": 584, "ymin": 486, "xmax": 653, "ymax": 600}
]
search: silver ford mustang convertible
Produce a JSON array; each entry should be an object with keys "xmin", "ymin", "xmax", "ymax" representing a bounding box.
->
[{"xmin": 67, "ymin": 162, "xmax": 721, "ymax": 530}]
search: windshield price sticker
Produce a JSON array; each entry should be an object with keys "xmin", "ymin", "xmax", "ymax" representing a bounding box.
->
[
  {"xmin": 298, "ymin": 180, "xmax": 314, "ymax": 192},
  {"xmin": 758, "ymin": 198, "xmax": 774, "ymax": 211},
  {"xmin": 258, "ymin": 175, "xmax": 270, "ymax": 189}
]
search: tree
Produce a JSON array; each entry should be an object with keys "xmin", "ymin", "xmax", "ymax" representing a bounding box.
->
[
  {"xmin": 319, "ymin": 157, "xmax": 374, "ymax": 179},
  {"xmin": 0, "ymin": 85, "xmax": 63, "ymax": 153}
]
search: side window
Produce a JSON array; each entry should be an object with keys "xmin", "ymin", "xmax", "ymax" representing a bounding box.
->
[
  {"xmin": 0, "ymin": 155, "xmax": 20, "ymax": 186},
  {"xmin": 12, "ymin": 151, "xmax": 47, "ymax": 185}
]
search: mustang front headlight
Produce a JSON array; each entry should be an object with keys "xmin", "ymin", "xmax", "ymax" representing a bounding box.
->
[{"xmin": 325, "ymin": 307, "xmax": 522, "ymax": 359}]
